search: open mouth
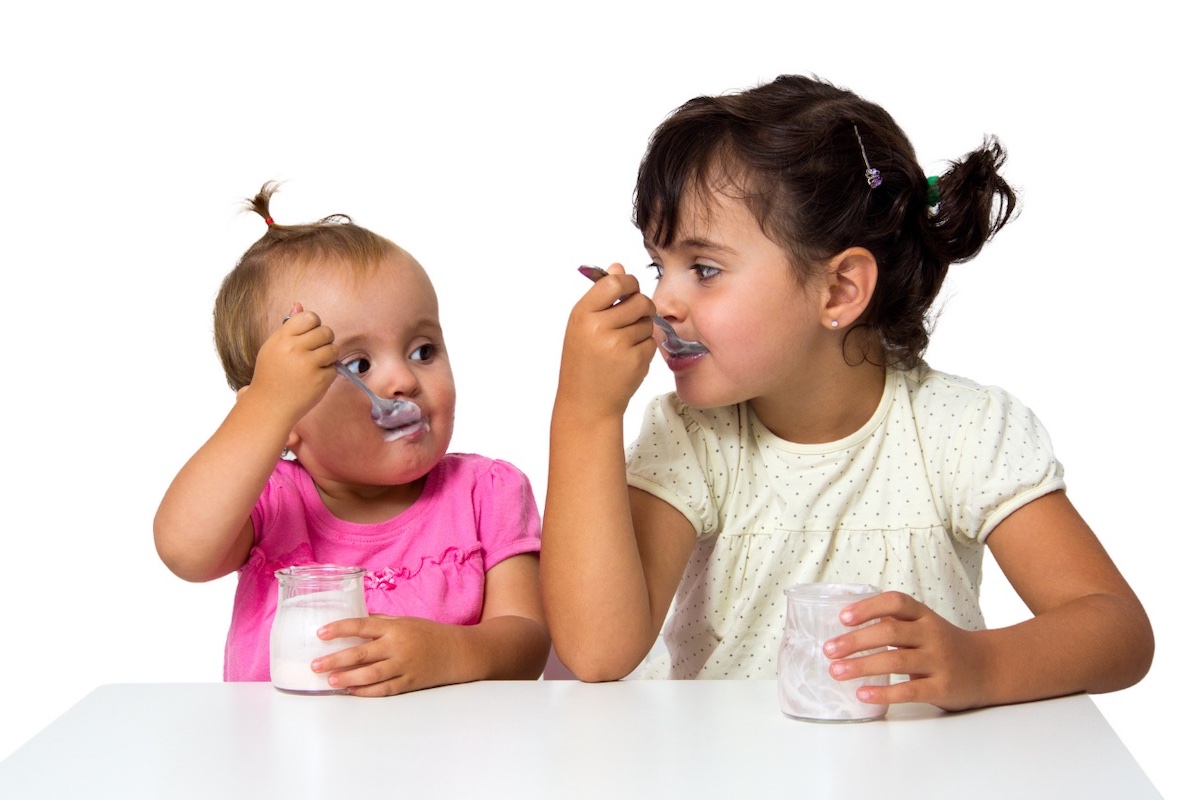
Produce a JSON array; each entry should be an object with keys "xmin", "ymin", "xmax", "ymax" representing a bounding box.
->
[
  {"xmin": 372, "ymin": 401, "xmax": 424, "ymax": 430},
  {"xmin": 382, "ymin": 418, "xmax": 430, "ymax": 442},
  {"xmin": 664, "ymin": 350, "xmax": 707, "ymax": 370}
]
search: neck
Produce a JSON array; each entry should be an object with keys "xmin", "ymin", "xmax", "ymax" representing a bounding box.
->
[
  {"xmin": 750, "ymin": 353, "xmax": 888, "ymax": 445},
  {"xmin": 312, "ymin": 475, "xmax": 427, "ymax": 524}
]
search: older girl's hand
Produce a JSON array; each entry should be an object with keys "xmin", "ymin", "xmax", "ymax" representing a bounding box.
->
[
  {"xmin": 556, "ymin": 263, "xmax": 657, "ymax": 419},
  {"xmin": 820, "ymin": 591, "xmax": 992, "ymax": 711}
]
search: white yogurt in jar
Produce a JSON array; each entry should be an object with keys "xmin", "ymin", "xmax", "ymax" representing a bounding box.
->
[
  {"xmin": 269, "ymin": 589, "xmax": 369, "ymax": 694},
  {"xmin": 777, "ymin": 582, "xmax": 889, "ymax": 722}
]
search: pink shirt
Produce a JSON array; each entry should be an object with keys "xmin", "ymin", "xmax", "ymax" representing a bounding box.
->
[{"xmin": 224, "ymin": 453, "xmax": 541, "ymax": 681}]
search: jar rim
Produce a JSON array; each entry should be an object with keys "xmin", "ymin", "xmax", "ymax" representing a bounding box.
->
[
  {"xmin": 783, "ymin": 581, "xmax": 879, "ymax": 600},
  {"xmin": 274, "ymin": 564, "xmax": 365, "ymax": 580}
]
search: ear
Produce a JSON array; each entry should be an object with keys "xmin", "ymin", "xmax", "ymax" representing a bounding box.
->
[{"xmin": 821, "ymin": 247, "xmax": 877, "ymax": 330}]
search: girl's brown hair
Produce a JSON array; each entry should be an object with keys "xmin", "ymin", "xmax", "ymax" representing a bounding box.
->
[
  {"xmin": 214, "ymin": 182, "xmax": 399, "ymax": 390},
  {"xmin": 634, "ymin": 74, "xmax": 1017, "ymax": 369}
]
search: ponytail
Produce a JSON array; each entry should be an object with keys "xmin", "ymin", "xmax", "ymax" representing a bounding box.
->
[{"xmin": 924, "ymin": 138, "xmax": 1018, "ymax": 265}]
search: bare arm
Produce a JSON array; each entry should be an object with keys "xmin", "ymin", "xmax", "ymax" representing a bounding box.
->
[
  {"xmin": 153, "ymin": 309, "xmax": 337, "ymax": 582},
  {"xmin": 827, "ymin": 491, "xmax": 1154, "ymax": 710},
  {"xmin": 975, "ymin": 491, "xmax": 1153, "ymax": 700},
  {"xmin": 541, "ymin": 265, "xmax": 694, "ymax": 681}
]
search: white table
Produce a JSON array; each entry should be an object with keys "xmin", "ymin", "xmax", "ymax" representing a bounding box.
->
[{"xmin": 0, "ymin": 681, "xmax": 1160, "ymax": 799}]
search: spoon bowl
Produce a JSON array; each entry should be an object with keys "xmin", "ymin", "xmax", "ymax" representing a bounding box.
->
[{"xmin": 333, "ymin": 362, "xmax": 424, "ymax": 431}]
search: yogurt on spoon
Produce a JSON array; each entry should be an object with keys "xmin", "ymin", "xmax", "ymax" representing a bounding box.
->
[
  {"xmin": 281, "ymin": 310, "xmax": 427, "ymax": 438},
  {"xmin": 333, "ymin": 362, "xmax": 427, "ymax": 439}
]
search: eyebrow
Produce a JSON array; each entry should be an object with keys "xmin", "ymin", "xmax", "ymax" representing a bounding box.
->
[
  {"xmin": 336, "ymin": 318, "xmax": 443, "ymax": 348},
  {"xmin": 644, "ymin": 236, "xmax": 737, "ymax": 256}
]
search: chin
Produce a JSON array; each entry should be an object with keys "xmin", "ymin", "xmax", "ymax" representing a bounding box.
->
[{"xmin": 674, "ymin": 385, "xmax": 743, "ymax": 410}]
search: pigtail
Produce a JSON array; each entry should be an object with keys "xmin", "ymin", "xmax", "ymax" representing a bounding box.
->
[
  {"xmin": 245, "ymin": 180, "xmax": 282, "ymax": 230},
  {"xmin": 215, "ymin": 181, "xmax": 399, "ymax": 392},
  {"xmin": 924, "ymin": 138, "xmax": 1018, "ymax": 265}
]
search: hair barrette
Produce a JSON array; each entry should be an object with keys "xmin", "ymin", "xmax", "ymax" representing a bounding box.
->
[{"xmin": 853, "ymin": 125, "xmax": 882, "ymax": 189}]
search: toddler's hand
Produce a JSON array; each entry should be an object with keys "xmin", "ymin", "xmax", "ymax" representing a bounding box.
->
[
  {"xmin": 820, "ymin": 591, "xmax": 990, "ymax": 711},
  {"xmin": 310, "ymin": 615, "xmax": 455, "ymax": 696},
  {"xmin": 558, "ymin": 264, "xmax": 657, "ymax": 418},
  {"xmin": 243, "ymin": 303, "xmax": 338, "ymax": 424}
]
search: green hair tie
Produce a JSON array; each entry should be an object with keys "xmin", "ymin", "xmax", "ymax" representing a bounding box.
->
[{"xmin": 926, "ymin": 175, "xmax": 940, "ymax": 207}]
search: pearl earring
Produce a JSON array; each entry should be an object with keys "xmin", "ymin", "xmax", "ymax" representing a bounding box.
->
[{"xmin": 830, "ymin": 320, "xmax": 839, "ymax": 329}]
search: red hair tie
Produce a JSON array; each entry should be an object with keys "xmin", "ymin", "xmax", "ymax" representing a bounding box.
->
[{"xmin": 264, "ymin": 217, "xmax": 274, "ymax": 226}]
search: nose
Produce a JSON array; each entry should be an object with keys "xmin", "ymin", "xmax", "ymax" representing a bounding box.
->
[
  {"xmin": 373, "ymin": 357, "xmax": 420, "ymax": 400},
  {"xmin": 651, "ymin": 273, "xmax": 687, "ymax": 323}
]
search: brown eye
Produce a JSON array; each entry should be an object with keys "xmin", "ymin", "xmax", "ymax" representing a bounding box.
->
[
  {"xmin": 345, "ymin": 357, "xmax": 371, "ymax": 375},
  {"xmin": 409, "ymin": 344, "xmax": 436, "ymax": 363}
]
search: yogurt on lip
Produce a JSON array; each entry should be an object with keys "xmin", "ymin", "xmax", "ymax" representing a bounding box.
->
[{"xmin": 382, "ymin": 418, "xmax": 430, "ymax": 442}]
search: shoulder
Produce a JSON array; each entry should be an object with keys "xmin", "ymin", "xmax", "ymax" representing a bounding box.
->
[
  {"xmin": 637, "ymin": 393, "xmax": 746, "ymax": 443},
  {"xmin": 901, "ymin": 364, "xmax": 1012, "ymax": 407},
  {"xmin": 898, "ymin": 365, "xmax": 1044, "ymax": 433},
  {"xmin": 260, "ymin": 459, "xmax": 318, "ymax": 508},
  {"xmin": 431, "ymin": 453, "xmax": 536, "ymax": 499},
  {"xmin": 434, "ymin": 452, "xmax": 531, "ymax": 481},
  {"xmin": 898, "ymin": 366, "xmax": 1065, "ymax": 535}
]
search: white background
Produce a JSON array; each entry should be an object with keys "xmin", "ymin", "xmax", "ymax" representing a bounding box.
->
[{"xmin": 1, "ymin": 1, "xmax": 1193, "ymax": 797}]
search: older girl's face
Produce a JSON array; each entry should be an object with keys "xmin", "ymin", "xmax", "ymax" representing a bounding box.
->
[{"xmin": 645, "ymin": 189, "xmax": 826, "ymax": 412}]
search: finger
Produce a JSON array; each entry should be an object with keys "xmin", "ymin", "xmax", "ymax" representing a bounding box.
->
[
  {"xmin": 578, "ymin": 264, "xmax": 644, "ymax": 309},
  {"xmin": 324, "ymin": 660, "xmax": 390, "ymax": 689},
  {"xmin": 855, "ymin": 675, "xmax": 944, "ymax": 708},
  {"xmin": 317, "ymin": 616, "xmax": 375, "ymax": 641},
  {"xmin": 344, "ymin": 674, "xmax": 417, "ymax": 697},
  {"xmin": 824, "ymin": 617, "xmax": 918, "ymax": 658},
  {"xmin": 606, "ymin": 298, "xmax": 657, "ymax": 332},
  {"xmin": 279, "ymin": 310, "xmax": 322, "ymax": 335},
  {"xmin": 280, "ymin": 302, "xmax": 305, "ymax": 326},
  {"xmin": 309, "ymin": 638, "xmax": 377, "ymax": 675},
  {"xmin": 293, "ymin": 325, "xmax": 337, "ymax": 357},
  {"xmin": 829, "ymin": 645, "xmax": 915, "ymax": 683},
  {"xmin": 840, "ymin": 590, "xmax": 922, "ymax": 626}
]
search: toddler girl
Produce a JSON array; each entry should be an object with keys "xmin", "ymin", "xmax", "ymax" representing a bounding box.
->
[
  {"xmin": 543, "ymin": 75, "xmax": 1153, "ymax": 710},
  {"xmin": 155, "ymin": 183, "xmax": 549, "ymax": 695}
]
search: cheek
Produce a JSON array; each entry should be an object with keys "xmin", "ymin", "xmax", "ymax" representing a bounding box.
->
[
  {"xmin": 425, "ymin": 371, "xmax": 456, "ymax": 413},
  {"xmin": 702, "ymin": 302, "xmax": 767, "ymax": 356}
]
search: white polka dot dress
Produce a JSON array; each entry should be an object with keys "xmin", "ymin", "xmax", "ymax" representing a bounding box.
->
[{"xmin": 626, "ymin": 365, "xmax": 1065, "ymax": 679}]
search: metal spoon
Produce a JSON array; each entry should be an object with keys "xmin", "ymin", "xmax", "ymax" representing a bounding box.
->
[
  {"xmin": 282, "ymin": 312, "xmax": 425, "ymax": 431},
  {"xmin": 333, "ymin": 362, "xmax": 424, "ymax": 431},
  {"xmin": 578, "ymin": 266, "xmax": 709, "ymax": 357}
]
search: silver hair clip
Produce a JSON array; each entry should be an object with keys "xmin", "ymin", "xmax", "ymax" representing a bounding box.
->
[{"xmin": 853, "ymin": 125, "xmax": 882, "ymax": 189}]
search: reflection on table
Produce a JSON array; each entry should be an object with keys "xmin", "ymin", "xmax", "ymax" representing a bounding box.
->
[{"xmin": 0, "ymin": 680, "xmax": 1161, "ymax": 799}]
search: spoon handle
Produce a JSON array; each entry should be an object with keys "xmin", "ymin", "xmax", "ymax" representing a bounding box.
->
[
  {"xmin": 334, "ymin": 362, "xmax": 389, "ymax": 415},
  {"xmin": 576, "ymin": 265, "xmax": 701, "ymax": 350}
]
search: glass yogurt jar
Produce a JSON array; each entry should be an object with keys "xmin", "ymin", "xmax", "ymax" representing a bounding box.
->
[
  {"xmin": 269, "ymin": 565, "xmax": 369, "ymax": 694},
  {"xmin": 777, "ymin": 582, "xmax": 890, "ymax": 722}
]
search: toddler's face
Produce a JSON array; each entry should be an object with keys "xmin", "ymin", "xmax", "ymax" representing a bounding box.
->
[
  {"xmin": 645, "ymin": 188, "xmax": 825, "ymax": 410},
  {"xmin": 282, "ymin": 250, "xmax": 455, "ymax": 490}
]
